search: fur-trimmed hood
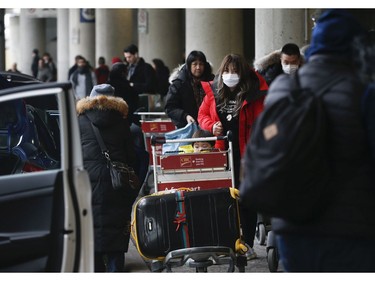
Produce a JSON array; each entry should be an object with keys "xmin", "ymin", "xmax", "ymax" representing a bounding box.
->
[
  {"xmin": 253, "ymin": 50, "xmax": 282, "ymax": 72},
  {"xmin": 253, "ymin": 48, "xmax": 307, "ymax": 72},
  {"xmin": 168, "ymin": 64, "xmax": 185, "ymax": 84},
  {"xmin": 76, "ymin": 95, "xmax": 129, "ymax": 129},
  {"xmin": 76, "ymin": 95, "xmax": 129, "ymax": 117}
]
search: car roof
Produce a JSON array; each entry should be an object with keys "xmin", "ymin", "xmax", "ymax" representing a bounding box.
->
[
  {"xmin": 0, "ymin": 71, "xmax": 41, "ymax": 90},
  {"xmin": 0, "ymin": 81, "xmax": 72, "ymax": 97},
  {"xmin": 0, "ymin": 71, "xmax": 72, "ymax": 97}
]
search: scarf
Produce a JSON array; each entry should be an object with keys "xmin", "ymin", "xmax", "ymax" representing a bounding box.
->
[
  {"xmin": 71, "ymin": 67, "xmax": 94, "ymax": 97},
  {"xmin": 192, "ymin": 77, "xmax": 204, "ymax": 107}
]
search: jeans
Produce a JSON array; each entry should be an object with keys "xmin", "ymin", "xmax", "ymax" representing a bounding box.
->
[{"xmin": 276, "ymin": 233, "xmax": 375, "ymax": 272}]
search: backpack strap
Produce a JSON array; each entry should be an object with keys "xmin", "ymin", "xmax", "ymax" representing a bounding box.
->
[
  {"xmin": 290, "ymin": 71, "xmax": 345, "ymax": 101},
  {"xmin": 290, "ymin": 72, "xmax": 302, "ymax": 100},
  {"xmin": 85, "ymin": 114, "xmax": 111, "ymax": 161}
]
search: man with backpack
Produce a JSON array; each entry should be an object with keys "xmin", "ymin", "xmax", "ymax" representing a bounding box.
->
[{"xmin": 240, "ymin": 9, "xmax": 375, "ymax": 272}]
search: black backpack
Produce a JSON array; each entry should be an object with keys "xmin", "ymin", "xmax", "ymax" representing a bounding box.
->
[{"xmin": 239, "ymin": 72, "xmax": 343, "ymax": 223}]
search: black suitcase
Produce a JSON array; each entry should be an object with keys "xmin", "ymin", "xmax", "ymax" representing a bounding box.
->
[{"xmin": 132, "ymin": 187, "xmax": 243, "ymax": 260}]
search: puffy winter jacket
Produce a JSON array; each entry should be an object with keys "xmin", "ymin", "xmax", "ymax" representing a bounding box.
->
[
  {"xmin": 198, "ymin": 71, "xmax": 268, "ymax": 156},
  {"xmin": 266, "ymin": 55, "xmax": 375, "ymax": 238},
  {"xmin": 76, "ymin": 95, "xmax": 137, "ymax": 252},
  {"xmin": 165, "ymin": 64, "xmax": 215, "ymax": 128}
]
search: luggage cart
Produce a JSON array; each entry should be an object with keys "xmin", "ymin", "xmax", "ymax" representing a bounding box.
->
[
  {"xmin": 135, "ymin": 112, "xmax": 176, "ymax": 165},
  {"xmin": 136, "ymin": 131, "xmax": 248, "ymax": 272},
  {"xmin": 150, "ymin": 131, "xmax": 235, "ymax": 193},
  {"xmin": 133, "ymin": 112, "xmax": 176, "ymax": 194}
]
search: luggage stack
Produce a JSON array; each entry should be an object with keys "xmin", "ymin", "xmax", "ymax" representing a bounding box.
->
[{"xmin": 131, "ymin": 187, "xmax": 248, "ymax": 272}]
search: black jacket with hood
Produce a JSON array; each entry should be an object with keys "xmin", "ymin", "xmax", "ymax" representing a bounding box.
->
[
  {"xmin": 165, "ymin": 63, "xmax": 214, "ymax": 128},
  {"xmin": 76, "ymin": 95, "xmax": 136, "ymax": 252},
  {"xmin": 253, "ymin": 50, "xmax": 284, "ymax": 86}
]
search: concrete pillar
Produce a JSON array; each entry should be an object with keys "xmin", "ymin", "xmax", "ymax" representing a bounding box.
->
[
  {"xmin": 138, "ymin": 9, "xmax": 184, "ymax": 71},
  {"xmin": 186, "ymin": 9, "xmax": 243, "ymax": 73},
  {"xmin": 95, "ymin": 9, "xmax": 133, "ymax": 69},
  {"xmin": 45, "ymin": 17, "xmax": 57, "ymax": 65},
  {"xmin": 19, "ymin": 9, "xmax": 46, "ymax": 76},
  {"xmin": 7, "ymin": 15, "xmax": 20, "ymax": 71},
  {"xmin": 0, "ymin": 9, "xmax": 5, "ymax": 71},
  {"xmin": 57, "ymin": 9, "xmax": 70, "ymax": 81},
  {"xmin": 69, "ymin": 9, "xmax": 95, "ymax": 69},
  {"xmin": 255, "ymin": 9, "xmax": 308, "ymax": 60}
]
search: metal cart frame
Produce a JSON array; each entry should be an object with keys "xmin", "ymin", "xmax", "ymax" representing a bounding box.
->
[{"xmin": 150, "ymin": 131, "xmax": 235, "ymax": 193}]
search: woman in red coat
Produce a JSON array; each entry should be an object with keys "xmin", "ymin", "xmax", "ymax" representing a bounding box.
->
[{"xmin": 198, "ymin": 53, "xmax": 268, "ymax": 259}]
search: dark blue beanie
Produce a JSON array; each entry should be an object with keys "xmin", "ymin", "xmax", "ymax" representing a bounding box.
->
[{"xmin": 305, "ymin": 9, "xmax": 365, "ymax": 60}]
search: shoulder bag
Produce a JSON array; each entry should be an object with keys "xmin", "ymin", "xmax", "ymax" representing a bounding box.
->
[{"xmin": 89, "ymin": 120, "xmax": 140, "ymax": 192}]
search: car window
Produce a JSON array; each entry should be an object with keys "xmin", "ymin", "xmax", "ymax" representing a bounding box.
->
[
  {"xmin": 0, "ymin": 82, "xmax": 94, "ymax": 272},
  {"xmin": 0, "ymin": 93, "xmax": 61, "ymax": 176}
]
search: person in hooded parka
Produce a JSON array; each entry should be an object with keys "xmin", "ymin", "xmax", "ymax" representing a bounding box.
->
[{"xmin": 76, "ymin": 84, "xmax": 138, "ymax": 272}]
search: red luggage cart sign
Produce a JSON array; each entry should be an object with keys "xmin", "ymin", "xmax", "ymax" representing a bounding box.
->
[
  {"xmin": 157, "ymin": 152, "xmax": 232, "ymax": 191},
  {"xmin": 141, "ymin": 121, "xmax": 175, "ymax": 133},
  {"xmin": 140, "ymin": 120, "xmax": 175, "ymax": 165},
  {"xmin": 160, "ymin": 152, "xmax": 227, "ymax": 170}
]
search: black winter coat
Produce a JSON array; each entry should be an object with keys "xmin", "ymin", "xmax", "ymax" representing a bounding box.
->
[
  {"xmin": 128, "ymin": 57, "xmax": 157, "ymax": 95},
  {"xmin": 165, "ymin": 64, "xmax": 215, "ymax": 128},
  {"xmin": 253, "ymin": 50, "xmax": 283, "ymax": 86},
  {"xmin": 258, "ymin": 63, "xmax": 283, "ymax": 86},
  {"xmin": 264, "ymin": 55, "xmax": 375, "ymax": 239},
  {"xmin": 76, "ymin": 95, "xmax": 137, "ymax": 252},
  {"xmin": 109, "ymin": 70, "xmax": 139, "ymax": 126}
]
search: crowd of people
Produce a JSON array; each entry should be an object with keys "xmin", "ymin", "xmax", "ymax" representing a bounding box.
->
[
  {"xmin": 21, "ymin": 8, "xmax": 375, "ymax": 273},
  {"xmin": 71, "ymin": 43, "xmax": 296, "ymax": 272},
  {"xmin": 6, "ymin": 49, "xmax": 58, "ymax": 79},
  {"xmin": 30, "ymin": 49, "xmax": 57, "ymax": 82}
]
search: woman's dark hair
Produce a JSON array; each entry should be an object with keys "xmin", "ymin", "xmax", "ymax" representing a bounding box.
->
[
  {"xmin": 109, "ymin": 62, "xmax": 127, "ymax": 81},
  {"xmin": 185, "ymin": 50, "xmax": 213, "ymax": 79},
  {"xmin": 152, "ymin": 58, "xmax": 166, "ymax": 69},
  {"xmin": 216, "ymin": 54, "xmax": 259, "ymax": 118}
]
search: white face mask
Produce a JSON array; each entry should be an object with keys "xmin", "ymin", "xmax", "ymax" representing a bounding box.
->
[
  {"xmin": 222, "ymin": 73, "xmax": 240, "ymax": 88},
  {"xmin": 282, "ymin": 63, "xmax": 299, "ymax": 75}
]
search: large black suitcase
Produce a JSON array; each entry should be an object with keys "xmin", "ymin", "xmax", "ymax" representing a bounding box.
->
[{"xmin": 132, "ymin": 187, "xmax": 244, "ymax": 260}]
